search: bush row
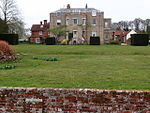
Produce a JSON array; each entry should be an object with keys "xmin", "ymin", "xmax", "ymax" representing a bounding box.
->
[{"xmin": 0, "ymin": 34, "xmax": 19, "ymax": 45}]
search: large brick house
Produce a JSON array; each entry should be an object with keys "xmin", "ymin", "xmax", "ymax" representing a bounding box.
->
[
  {"xmin": 49, "ymin": 4, "xmax": 113, "ymax": 44},
  {"xmin": 30, "ymin": 20, "xmax": 49, "ymax": 43}
]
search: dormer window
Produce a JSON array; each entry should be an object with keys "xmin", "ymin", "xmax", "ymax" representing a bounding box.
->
[{"xmin": 56, "ymin": 11, "xmax": 61, "ymax": 16}]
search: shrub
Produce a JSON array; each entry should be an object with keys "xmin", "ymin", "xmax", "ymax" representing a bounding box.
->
[
  {"xmin": 0, "ymin": 40, "xmax": 13, "ymax": 55},
  {"xmin": 45, "ymin": 37, "xmax": 56, "ymax": 45},
  {"xmin": 90, "ymin": 37, "xmax": 100, "ymax": 45},
  {"xmin": 32, "ymin": 56, "xmax": 58, "ymax": 61},
  {"xmin": 110, "ymin": 40, "xmax": 121, "ymax": 45},
  {"xmin": 0, "ymin": 40, "xmax": 20, "ymax": 62},
  {"xmin": 60, "ymin": 39, "xmax": 68, "ymax": 45},
  {"xmin": 0, "ymin": 65, "xmax": 16, "ymax": 70},
  {"xmin": 131, "ymin": 34, "xmax": 149, "ymax": 46}
]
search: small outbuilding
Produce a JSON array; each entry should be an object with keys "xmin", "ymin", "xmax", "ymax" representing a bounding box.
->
[{"xmin": 126, "ymin": 30, "xmax": 137, "ymax": 44}]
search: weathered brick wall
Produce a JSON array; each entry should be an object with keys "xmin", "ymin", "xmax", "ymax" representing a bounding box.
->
[{"xmin": 0, "ymin": 87, "xmax": 150, "ymax": 113}]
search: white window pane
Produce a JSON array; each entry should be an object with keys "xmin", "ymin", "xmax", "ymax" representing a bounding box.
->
[
  {"xmin": 39, "ymin": 31, "xmax": 42, "ymax": 35},
  {"xmin": 92, "ymin": 31, "xmax": 97, "ymax": 37},
  {"xmin": 92, "ymin": 11, "xmax": 97, "ymax": 16},
  {"xmin": 57, "ymin": 20, "xmax": 61, "ymax": 25}
]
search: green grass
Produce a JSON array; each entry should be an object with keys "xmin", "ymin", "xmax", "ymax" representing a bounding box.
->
[{"xmin": 0, "ymin": 44, "xmax": 150, "ymax": 90}]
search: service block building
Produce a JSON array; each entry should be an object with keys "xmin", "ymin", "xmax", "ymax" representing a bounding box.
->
[{"xmin": 50, "ymin": 4, "xmax": 112, "ymax": 44}]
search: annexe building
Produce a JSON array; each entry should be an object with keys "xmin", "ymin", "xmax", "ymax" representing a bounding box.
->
[
  {"xmin": 49, "ymin": 4, "xmax": 112, "ymax": 44},
  {"xmin": 30, "ymin": 20, "xmax": 49, "ymax": 43}
]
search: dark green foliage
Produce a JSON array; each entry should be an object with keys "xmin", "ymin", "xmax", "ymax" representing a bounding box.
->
[
  {"xmin": 32, "ymin": 56, "xmax": 58, "ymax": 61},
  {"xmin": 0, "ymin": 34, "xmax": 19, "ymax": 45},
  {"xmin": 45, "ymin": 37, "xmax": 56, "ymax": 45},
  {"xmin": 110, "ymin": 40, "xmax": 121, "ymax": 45},
  {"xmin": 131, "ymin": 34, "xmax": 149, "ymax": 46},
  {"xmin": 0, "ymin": 64, "xmax": 16, "ymax": 70},
  {"xmin": 48, "ymin": 25, "xmax": 68, "ymax": 44},
  {"xmin": 0, "ymin": 19, "xmax": 8, "ymax": 33},
  {"xmin": 90, "ymin": 37, "xmax": 100, "ymax": 45},
  {"xmin": 43, "ymin": 57, "xmax": 58, "ymax": 61},
  {"xmin": 68, "ymin": 33, "xmax": 73, "ymax": 41},
  {"xmin": 147, "ymin": 26, "xmax": 150, "ymax": 34}
]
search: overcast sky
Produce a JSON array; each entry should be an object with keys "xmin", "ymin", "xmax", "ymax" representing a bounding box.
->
[{"xmin": 16, "ymin": 0, "xmax": 150, "ymax": 28}]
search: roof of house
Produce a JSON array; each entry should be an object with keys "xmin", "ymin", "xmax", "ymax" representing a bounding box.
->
[
  {"xmin": 53, "ymin": 8, "xmax": 100, "ymax": 14},
  {"xmin": 126, "ymin": 30, "xmax": 137, "ymax": 40},
  {"xmin": 115, "ymin": 30, "xmax": 126, "ymax": 36},
  {"xmin": 115, "ymin": 30, "xmax": 129, "ymax": 39},
  {"xmin": 31, "ymin": 24, "xmax": 49, "ymax": 32}
]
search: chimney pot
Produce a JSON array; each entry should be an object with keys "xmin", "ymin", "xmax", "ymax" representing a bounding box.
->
[
  {"xmin": 44, "ymin": 20, "xmax": 47, "ymax": 25},
  {"xmin": 67, "ymin": 4, "xmax": 71, "ymax": 9}
]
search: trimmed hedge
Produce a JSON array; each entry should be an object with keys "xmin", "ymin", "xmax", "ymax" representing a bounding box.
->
[
  {"xmin": 90, "ymin": 37, "xmax": 100, "ymax": 45},
  {"xmin": 45, "ymin": 37, "xmax": 56, "ymax": 45},
  {"xmin": 131, "ymin": 34, "xmax": 149, "ymax": 46},
  {"xmin": 0, "ymin": 34, "xmax": 19, "ymax": 45}
]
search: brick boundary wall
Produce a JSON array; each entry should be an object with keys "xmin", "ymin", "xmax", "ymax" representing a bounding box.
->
[{"xmin": 0, "ymin": 87, "xmax": 150, "ymax": 113}]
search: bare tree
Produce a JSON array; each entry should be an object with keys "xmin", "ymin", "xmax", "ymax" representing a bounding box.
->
[
  {"xmin": 133, "ymin": 18, "xmax": 144, "ymax": 31},
  {"xmin": 113, "ymin": 18, "xmax": 150, "ymax": 32},
  {"xmin": 0, "ymin": 0, "xmax": 25, "ymax": 37},
  {"xmin": 144, "ymin": 19, "xmax": 150, "ymax": 32},
  {"xmin": 113, "ymin": 21, "xmax": 129, "ymax": 31},
  {"xmin": 0, "ymin": 0, "xmax": 18, "ymax": 23}
]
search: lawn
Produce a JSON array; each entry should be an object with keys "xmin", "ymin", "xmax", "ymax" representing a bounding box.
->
[{"xmin": 0, "ymin": 44, "xmax": 150, "ymax": 90}]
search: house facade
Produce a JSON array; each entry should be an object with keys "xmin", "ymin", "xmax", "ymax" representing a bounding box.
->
[
  {"xmin": 114, "ymin": 30, "xmax": 128, "ymax": 43},
  {"xmin": 49, "ymin": 4, "xmax": 112, "ymax": 44},
  {"xmin": 114, "ymin": 29, "xmax": 137, "ymax": 44},
  {"xmin": 30, "ymin": 20, "xmax": 49, "ymax": 43}
]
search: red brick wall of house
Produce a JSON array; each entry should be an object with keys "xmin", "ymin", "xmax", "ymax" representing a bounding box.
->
[
  {"xmin": 30, "ymin": 31, "xmax": 48, "ymax": 43},
  {"xmin": 0, "ymin": 87, "xmax": 150, "ymax": 112}
]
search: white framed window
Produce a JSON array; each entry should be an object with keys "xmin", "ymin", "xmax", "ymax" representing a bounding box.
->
[
  {"xmin": 56, "ymin": 12, "xmax": 61, "ymax": 16},
  {"xmin": 82, "ymin": 18, "xmax": 86, "ymax": 25},
  {"xmin": 39, "ymin": 31, "xmax": 42, "ymax": 35},
  {"xmin": 73, "ymin": 18, "xmax": 78, "ymax": 25},
  {"xmin": 73, "ymin": 30, "xmax": 78, "ymax": 38},
  {"xmin": 92, "ymin": 10, "xmax": 97, "ymax": 16},
  {"xmin": 66, "ymin": 18, "xmax": 69, "ymax": 25},
  {"xmin": 35, "ymin": 38, "xmax": 41, "ymax": 44},
  {"xmin": 105, "ymin": 22, "xmax": 108, "ymax": 28},
  {"xmin": 82, "ymin": 30, "xmax": 85, "ymax": 35},
  {"xmin": 92, "ymin": 18, "xmax": 96, "ymax": 26},
  {"xmin": 48, "ymin": 32, "xmax": 50, "ymax": 36},
  {"xmin": 56, "ymin": 20, "xmax": 61, "ymax": 26},
  {"xmin": 92, "ymin": 31, "xmax": 97, "ymax": 37},
  {"xmin": 82, "ymin": 30, "xmax": 86, "ymax": 39}
]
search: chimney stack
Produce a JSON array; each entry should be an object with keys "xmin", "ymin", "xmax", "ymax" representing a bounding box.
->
[
  {"xmin": 40, "ymin": 21, "xmax": 43, "ymax": 25},
  {"xmin": 67, "ymin": 4, "xmax": 71, "ymax": 9},
  {"xmin": 85, "ymin": 4, "xmax": 88, "ymax": 9},
  {"xmin": 44, "ymin": 20, "xmax": 47, "ymax": 25}
]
